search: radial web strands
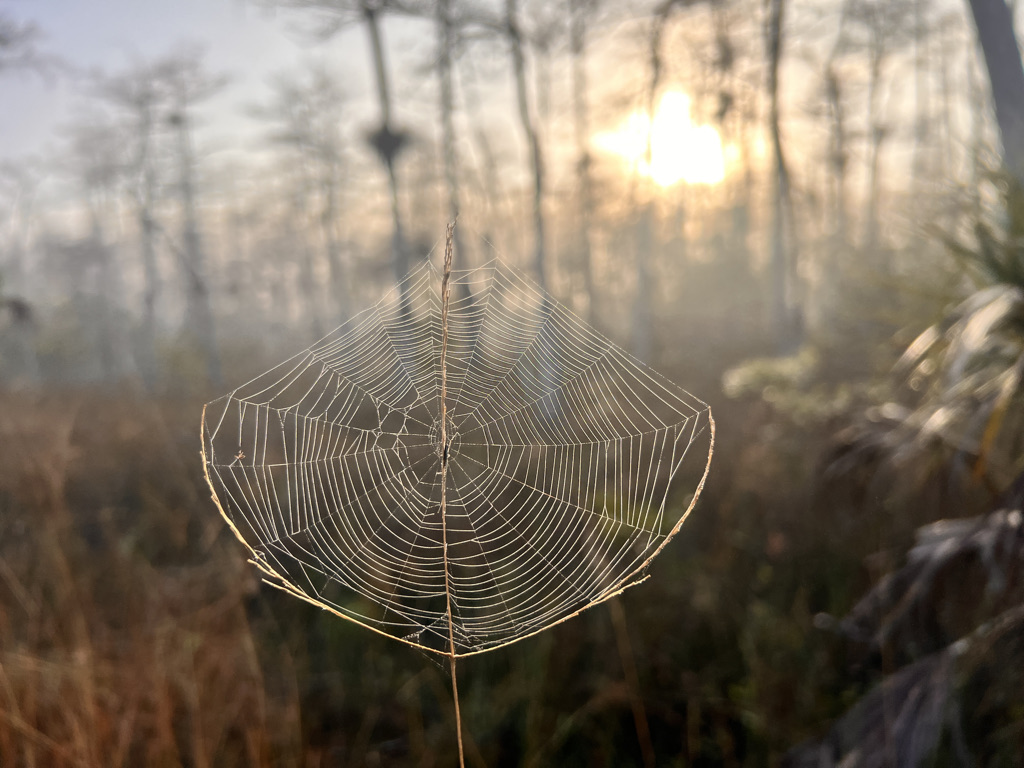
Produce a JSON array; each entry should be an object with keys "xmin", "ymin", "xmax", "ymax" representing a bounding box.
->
[{"xmin": 202, "ymin": 258, "xmax": 713, "ymax": 658}]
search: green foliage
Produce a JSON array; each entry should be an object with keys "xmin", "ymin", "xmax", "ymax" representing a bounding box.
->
[
  {"xmin": 779, "ymin": 178, "xmax": 1024, "ymax": 766},
  {"xmin": 944, "ymin": 178, "xmax": 1024, "ymax": 291},
  {"xmin": 891, "ymin": 187, "xmax": 1024, "ymax": 491},
  {"xmin": 722, "ymin": 347, "xmax": 874, "ymax": 427}
]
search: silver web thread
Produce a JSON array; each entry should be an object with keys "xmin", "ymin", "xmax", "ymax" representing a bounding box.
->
[{"xmin": 201, "ymin": 240, "xmax": 714, "ymax": 661}]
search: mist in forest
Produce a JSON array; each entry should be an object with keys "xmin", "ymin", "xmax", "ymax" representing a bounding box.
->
[
  {"xmin": 2, "ymin": 0, "xmax": 1024, "ymax": 765},
  {"xmin": 4, "ymin": 0, "xmax": 991, "ymax": 388}
]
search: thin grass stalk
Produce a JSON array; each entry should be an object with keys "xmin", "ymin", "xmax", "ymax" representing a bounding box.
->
[
  {"xmin": 609, "ymin": 597, "xmax": 655, "ymax": 768},
  {"xmin": 439, "ymin": 219, "xmax": 467, "ymax": 768}
]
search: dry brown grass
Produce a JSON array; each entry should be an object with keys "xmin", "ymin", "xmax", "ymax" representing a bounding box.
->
[
  {"xmin": 0, "ymin": 389, "xmax": 693, "ymax": 767},
  {"xmin": 0, "ymin": 391, "xmax": 304, "ymax": 767}
]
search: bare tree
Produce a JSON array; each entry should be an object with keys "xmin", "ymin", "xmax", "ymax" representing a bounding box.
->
[
  {"xmin": 0, "ymin": 13, "xmax": 52, "ymax": 386},
  {"xmin": 0, "ymin": 163, "xmax": 41, "ymax": 385},
  {"xmin": 505, "ymin": 0, "xmax": 547, "ymax": 287},
  {"xmin": 819, "ymin": 0, "xmax": 853, "ymax": 250},
  {"xmin": 845, "ymin": 0, "xmax": 915, "ymax": 250},
  {"xmin": 764, "ymin": 0, "xmax": 801, "ymax": 350},
  {"xmin": 436, "ymin": 0, "xmax": 466, "ymax": 292},
  {"xmin": 97, "ymin": 63, "xmax": 165, "ymax": 386},
  {"xmin": 530, "ymin": 3, "xmax": 560, "ymax": 149},
  {"xmin": 158, "ymin": 49, "xmax": 225, "ymax": 386},
  {"xmin": 362, "ymin": 2, "xmax": 413, "ymax": 305},
  {"xmin": 630, "ymin": 0, "xmax": 754, "ymax": 356},
  {"xmin": 0, "ymin": 12, "xmax": 49, "ymax": 75},
  {"xmin": 276, "ymin": 0, "xmax": 415, "ymax": 313},
  {"xmin": 823, "ymin": 65, "xmax": 848, "ymax": 244},
  {"xmin": 631, "ymin": 0, "xmax": 675, "ymax": 362},
  {"xmin": 967, "ymin": 0, "xmax": 1024, "ymax": 191},
  {"xmin": 258, "ymin": 64, "xmax": 352, "ymax": 327},
  {"xmin": 570, "ymin": 0, "xmax": 598, "ymax": 321},
  {"xmin": 64, "ymin": 117, "xmax": 135, "ymax": 380},
  {"xmin": 631, "ymin": 0, "xmax": 705, "ymax": 358},
  {"xmin": 910, "ymin": 0, "xmax": 933, "ymax": 193}
]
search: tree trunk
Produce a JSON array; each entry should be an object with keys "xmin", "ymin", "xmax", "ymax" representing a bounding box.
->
[
  {"xmin": 138, "ymin": 124, "xmax": 160, "ymax": 388},
  {"xmin": 765, "ymin": 0, "xmax": 800, "ymax": 351},
  {"xmin": 967, "ymin": 0, "xmax": 1024, "ymax": 190},
  {"xmin": 863, "ymin": 43, "xmax": 885, "ymax": 250},
  {"xmin": 98, "ymin": 66, "xmax": 165, "ymax": 387},
  {"xmin": 632, "ymin": 207, "xmax": 654, "ymax": 362},
  {"xmin": 363, "ymin": 2, "xmax": 410, "ymax": 311},
  {"xmin": 631, "ymin": 1, "xmax": 673, "ymax": 361},
  {"xmin": 437, "ymin": 0, "xmax": 468, "ymax": 300},
  {"xmin": 969, "ymin": 48, "xmax": 986, "ymax": 218},
  {"xmin": 293, "ymin": 177, "xmax": 326, "ymax": 339},
  {"xmin": 825, "ymin": 64, "xmax": 848, "ymax": 246},
  {"xmin": 570, "ymin": 0, "xmax": 596, "ymax": 322},
  {"xmin": 320, "ymin": 162, "xmax": 350, "ymax": 322},
  {"xmin": 0, "ymin": 187, "xmax": 39, "ymax": 385},
  {"xmin": 818, "ymin": 60, "xmax": 849, "ymax": 338},
  {"xmin": 89, "ymin": 202, "xmax": 132, "ymax": 382},
  {"xmin": 505, "ymin": 0, "xmax": 546, "ymax": 288},
  {"xmin": 174, "ymin": 105, "xmax": 222, "ymax": 386},
  {"xmin": 911, "ymin": 0, "xmax": 930, "ymax": 191}
]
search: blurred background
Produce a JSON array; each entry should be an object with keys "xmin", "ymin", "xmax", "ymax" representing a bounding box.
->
[{"xmin": 2, "ymin": 0, "xmax": 1024, "ymax": 764}]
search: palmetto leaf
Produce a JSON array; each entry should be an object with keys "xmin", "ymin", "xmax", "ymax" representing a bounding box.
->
[
  {"xmin": 789, "ymin": 501, "xmax": 1024, "ymax": 767},
  {"xmin": 829, "ymin": 283, "xmax": 1024, "ymax": 496}
]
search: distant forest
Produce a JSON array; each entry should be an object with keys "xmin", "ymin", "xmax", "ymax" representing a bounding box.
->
[{"xmin": 0, "ymin": 0, "xmax": 1016, "ymax": 388}]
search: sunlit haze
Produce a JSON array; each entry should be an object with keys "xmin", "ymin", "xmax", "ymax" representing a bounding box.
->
[
  {"xmin": 595, "ymin": 92, "xmax": 726, "ymax": 187},
  {"xmin": 2, "ymin": 0, "xmax": 1021, "ymax": 763}
]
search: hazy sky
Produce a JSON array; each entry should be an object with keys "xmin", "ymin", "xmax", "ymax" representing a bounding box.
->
[{"xmin": 0, "ymin": 0, "xmax": 417, "ymax": 162}]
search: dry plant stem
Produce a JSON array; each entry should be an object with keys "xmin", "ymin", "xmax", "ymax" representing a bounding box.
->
[
  {"xmin": 609, "ymin": 597, "xmax": 655, "ymax": 768},
  {"xmin": 439, "ymin": 220, "xmax": 467, "ymax": 768},
  {"xmin": 0, "ymin": 709, "xmax": 84, "ymax": 767}
]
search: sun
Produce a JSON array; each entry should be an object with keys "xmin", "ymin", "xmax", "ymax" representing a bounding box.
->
[{"xmin": 595, "ymin": 91, "xmax": 725, "ymax": 187}]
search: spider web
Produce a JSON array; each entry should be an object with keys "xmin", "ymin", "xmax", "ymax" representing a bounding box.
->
[{"xmin": 202, "ymin": 258, "xmax": 713, "ymax": 657}]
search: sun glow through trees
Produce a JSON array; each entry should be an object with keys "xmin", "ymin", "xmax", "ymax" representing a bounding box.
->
[{"xmin": 596, "ymin": 91, "xmax": 726, "ymax": 187}]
